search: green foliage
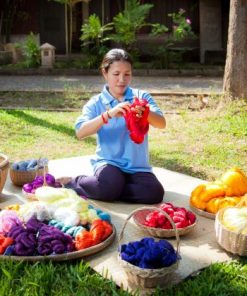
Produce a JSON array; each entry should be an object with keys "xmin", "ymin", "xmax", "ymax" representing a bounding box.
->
[
  {"xmin": 111, "ymin": 0, "xmax": 153, "ymax": 51},
  {"xmin": 150, "ymin": 9, "xmax": 196, "ymax": 69},
  {"xmin": 150, "ymin": 23, "xmax": 169, "ymax": 36},
  {"xmin": 80, "ymin": 14, "xmax": 113, "ymax": 68},
  {"xmin": 20, "ymin": 32, "xmax": 40, "ymax": 68},
  {"xmin": 168, "ymin": 8, "xmax": 196, "ymax": 41},
  {"xmin": 80, "ymin": 14, "xmax": 113, "ymax": 49}
]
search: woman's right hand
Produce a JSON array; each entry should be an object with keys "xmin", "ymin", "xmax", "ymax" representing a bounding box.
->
[{"xmin": 108, "ymin": 102, "xmax": 131, "ymax": 118}]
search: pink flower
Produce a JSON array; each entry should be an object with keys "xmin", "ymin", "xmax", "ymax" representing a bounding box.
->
[{"xmin": 186, "ymin": 18, "xmax": 191, "ymax": 25}]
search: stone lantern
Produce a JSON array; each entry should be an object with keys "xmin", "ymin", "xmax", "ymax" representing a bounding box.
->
[{"xmin": 40, "ymin": 43, "xmax": 55, "ymax": 68}]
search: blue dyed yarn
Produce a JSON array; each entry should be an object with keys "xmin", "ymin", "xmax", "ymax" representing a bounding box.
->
[
  {"xmin": 120, "ymin": 237, "xmax": 178, "ymax": 269},
  {"xmin": 48, "ymin": 220, "xmax": 85, "ymax": 238},
  {"xmin": 88, "ymin": 205, "xmax": 111, "ymax": 222}
]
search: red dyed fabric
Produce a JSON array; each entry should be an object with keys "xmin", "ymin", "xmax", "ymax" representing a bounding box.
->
[{"xmin": 124, "ymin": 98, "xmax": 150, "ymax": 144}]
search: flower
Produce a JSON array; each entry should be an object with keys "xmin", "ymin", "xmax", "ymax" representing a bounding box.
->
[{"xmin": 186, "ymin": 18, "xmax": 191, "ymax": 25}]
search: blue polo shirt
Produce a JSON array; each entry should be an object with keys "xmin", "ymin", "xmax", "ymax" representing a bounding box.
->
[{"xmin": 75, "ymin": 85, "xmax": 163, "ymax": 174}]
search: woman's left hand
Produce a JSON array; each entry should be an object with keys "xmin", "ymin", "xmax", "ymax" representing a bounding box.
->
[{"xmin": 131, "ymin": 105, "xmax": 148, "ymax": 118}]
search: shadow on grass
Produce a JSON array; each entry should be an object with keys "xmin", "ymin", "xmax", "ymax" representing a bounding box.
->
[
  {"xmin": 150, "ymin": 152, "xmax": 208, "ymax": 180},
  {"xmin": 6, "ymin": 109, "xmax": 96, "ymax": 145}
]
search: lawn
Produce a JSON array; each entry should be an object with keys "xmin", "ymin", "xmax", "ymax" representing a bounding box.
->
[{"xmin": 0, "ymin": 94, "xmax": 247, "ymax": 295}]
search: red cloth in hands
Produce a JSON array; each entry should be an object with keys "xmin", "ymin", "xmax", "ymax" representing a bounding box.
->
[{"xmin": 124, "ymin": 97, "xmax": 149, "ymax": 144}]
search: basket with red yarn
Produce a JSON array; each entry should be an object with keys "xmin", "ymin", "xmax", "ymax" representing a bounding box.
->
[
  {"xmin": 133, "ymin": 203, "xmax": 197, "ymax": 238},
  {"xmin": 118, "ymin": 207, "xmax": 180, "ymax": 288}
]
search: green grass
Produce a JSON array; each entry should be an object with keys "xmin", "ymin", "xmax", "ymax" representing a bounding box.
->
[
  {"xmin": 1, "ymin": 95, "xmax": 246, "ymax": 179},
  {"xmin": 0, "ymin": 95, "xmax": 247, "ymax": 295},
  {"xmin": 0, "ymin": 91, "xmax": 91, "ymax": 110},
  {"xmin": 160, "ymin": 259, "xmax": 247, "ymax": 296},
  {"xmin": 0, "ymin": 260, "xmax": 130, "ymax": 296}
]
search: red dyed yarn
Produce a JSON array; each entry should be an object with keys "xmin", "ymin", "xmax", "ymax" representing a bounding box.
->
[
  {"xmin": 124, "ymin": 97, "xmax": 149, "ymax": 144},
  {"xmin": 0, "ymin": 234, "xmax": 13, "ymax": 254},
  {"xmin": 75, "ymin": 231, "xmax": 95, "ymax": 250},
  {"xmin": 91, "ymin": 219, "xmax": 113, "ymax": 243},
  {"xmin": 75, "ymin": 220, "xmax": 113, "ymax": 250}
]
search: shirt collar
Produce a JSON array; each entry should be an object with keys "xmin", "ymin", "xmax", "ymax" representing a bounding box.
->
[{"xmin": 101, "ymin": 85, "xmax": 133, "ymax": 105}]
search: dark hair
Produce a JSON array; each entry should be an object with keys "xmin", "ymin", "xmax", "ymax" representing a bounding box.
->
[{"xmin": 100, "ymin": 48, "xmax": 133, "ymax": 73}]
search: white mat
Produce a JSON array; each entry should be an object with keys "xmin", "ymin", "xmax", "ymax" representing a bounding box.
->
[{"xmin": 0, "ymin": 156, "xmax": 234, "ymax": 294}]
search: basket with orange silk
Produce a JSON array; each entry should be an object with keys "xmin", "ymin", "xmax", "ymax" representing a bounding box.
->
[
  {"xmin": 0, "ymin": 153, "xmax": 9, "ymax": 194},
  {"xmin": 215, "ymin": 195, "xmax": 247, "ymax": 256},
  {"xmin": 118, "ymin": 207, "xmax": 180, "ymax": 288},
  {"xmin": 10, "ymin": 158, "xmax": 48, "ymax": 187}
]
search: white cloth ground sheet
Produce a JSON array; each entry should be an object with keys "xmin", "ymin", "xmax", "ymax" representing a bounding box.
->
[{"xmin": 0, "ymin": 156, "xmax": 234, "ymax": 295}]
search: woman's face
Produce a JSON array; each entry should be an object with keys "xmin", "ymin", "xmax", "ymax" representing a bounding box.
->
[{"xmin": 102, "ymin": 61, "xmax": 132, "ymax": 100}]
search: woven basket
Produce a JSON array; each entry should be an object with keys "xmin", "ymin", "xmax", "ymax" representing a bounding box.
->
[
  {"xmin": 118, "ymin": 206, "xmax": 180, "ymax": 288},
  {"xmin": 190, "ymin": 204, "xmax": 215, "ymax": 220},
  {"xmin": 10, "ymin": 165, "xmax": 48, "ymax": 187},
  {"xmin": 0, "ymin": 153, "xmax": 9, "ymax": 194},
  {"xmin": 0, "ymin": 225, "xmax": 116, "ymax": 262},
  {"xmin": 133, "ymin": 207, "xmax": 197, "ymax": 238},
  {"xmin": 215, "ymin": 197, "xmax": 247, "ymax": 256}
]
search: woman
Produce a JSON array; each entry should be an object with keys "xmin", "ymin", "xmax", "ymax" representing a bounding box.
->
[{"xmin": 63, "ymin": 48, "xmax": 166, "ymax": 204}]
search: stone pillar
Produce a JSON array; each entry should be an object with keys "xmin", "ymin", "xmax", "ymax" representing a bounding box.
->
[
  {"xmin": 3, "ymin": 43, "xmax": 23, "ymax": 63},
  {"xmin": 40, "ymin": 43, "xmax": 56, "ymax": 68},
  {"xmin": 199, "ymin": 0, "xmax": 222, "ymax": 63}
]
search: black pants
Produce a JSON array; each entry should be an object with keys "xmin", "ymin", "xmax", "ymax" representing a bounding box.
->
[{"xmin": 65, "ymin": 164, "xmax": 165, "ymax": 204}]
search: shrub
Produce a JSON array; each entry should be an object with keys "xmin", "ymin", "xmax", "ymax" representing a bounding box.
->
[{"xmin": 21, "ymin": 32, "xmax": 41, "ymax": 68}]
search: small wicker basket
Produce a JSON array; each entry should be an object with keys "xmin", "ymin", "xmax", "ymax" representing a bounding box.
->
[
  {"xmin": 133, "ymin": 207, "xmax": 197, "ymax": 238},
  {"xmin": 118, "ymin": 206, "xmax": 180, "ymax": 288},
  {"xmin": 0, "ymin": 153, "xmax": 9, "ymax": 194},
  {"xmin": 10, "ymin": 163, "xmax": 48, "ymax": 187},
  {"xmin": 215, "ymin": 196, "xmax": 247, "ymax": 256},
  {"xmin": 190, "ymin": 204, "xmax": 215, "ymax": 220}
]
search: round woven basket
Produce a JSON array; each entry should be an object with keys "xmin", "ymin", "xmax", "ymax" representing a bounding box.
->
[
  {"xmin": 215, "ymin": 198, "xmax": 247, "ymax": 256},
  {"xmin": 190, "ymin": 204, "xmax": 215, "ymax": 220},
  {"xmin": 0, "ymin": 153, "xmax": 9, "ymax": 194},
  {"xmin": 133, "ymin": 207, "xmax": 197, "ymax": 238},
  {"xmin": 118, "ymin": 206, "xmax": 180, "ymax": 288},
  {"xmin": 0, "ymin": 225, "xmax": 116, "ymax": 262},
  {"xmin": 10, "ymin": 165, "xmax": 48, "ymax": 187}
]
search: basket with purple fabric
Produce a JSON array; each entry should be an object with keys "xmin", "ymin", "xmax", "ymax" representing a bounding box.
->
[
  {"xmin": 22, "ymin": 173, "xmax": 63, "ymax": 200},
  {"xmin": 118, "ymin": 207, "xmax": 180, "ymax": 288}
]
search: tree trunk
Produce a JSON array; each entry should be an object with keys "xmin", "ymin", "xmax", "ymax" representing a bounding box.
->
[{"xmin": 223, "ymin": 0, "xmax": 247, "ymax": 99}]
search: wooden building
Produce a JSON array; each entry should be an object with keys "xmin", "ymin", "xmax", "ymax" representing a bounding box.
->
[{"xmin": 0, "ymin": 0, "xmax": 230, "ymax": 63}]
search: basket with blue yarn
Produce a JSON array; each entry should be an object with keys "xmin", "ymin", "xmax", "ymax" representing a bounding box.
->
[
  {"xmin": 10, "ymin": 158, "xmax": 48, "ymax": 186},
  {"xmin": 118, "ymin": 206, "xmax": 180, "ymax": 288}
]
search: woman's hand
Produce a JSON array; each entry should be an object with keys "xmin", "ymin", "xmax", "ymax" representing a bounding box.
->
[
  {"xmin": 108, "ymin": 102, "xmax": 131, "ymax": 118},
  {"xmin": 131, "ymin": 104, "xmax": 148, "ymax": 118}
]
